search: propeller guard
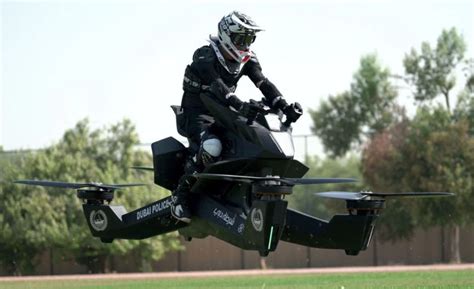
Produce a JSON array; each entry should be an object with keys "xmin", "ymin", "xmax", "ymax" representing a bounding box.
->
[
  {"xmin": 77, "ymin": 189, "xmax": 115, "ymax": 203},
  {"xmin": 346, "ymin": 199, "xmax": 385, "ymax": 216},
  {"xmin": 251, "ymin": 184, "xmax": 293, "ymax": 196}
]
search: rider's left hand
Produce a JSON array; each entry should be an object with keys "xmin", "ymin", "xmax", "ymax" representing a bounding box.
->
[
  {"xmin": 283, "ymin": 102, "xmax": 303, "ymax": 123},
  {"xmin": 240, "ymin": 101, "xmax": 263, "ymax": 120}
]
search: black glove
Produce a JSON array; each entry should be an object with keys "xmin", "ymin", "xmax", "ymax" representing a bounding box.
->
[
  {"xmin": 240, "ymin": 100, "xmax": 263, "ymax": 123},
  {"xmin": 283, "ymin": 102, "xmax": 303, "ymax": 123}
]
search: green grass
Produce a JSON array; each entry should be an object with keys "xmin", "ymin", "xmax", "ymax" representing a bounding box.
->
[{"xmin": 1, "ymin": 270, "xmax": 473, "ymax": 289}]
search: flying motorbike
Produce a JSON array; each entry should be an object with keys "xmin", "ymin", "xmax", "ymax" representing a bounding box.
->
[{"xmin": 16, "ymin": 95, "xmax": 451, "ymax": 257}]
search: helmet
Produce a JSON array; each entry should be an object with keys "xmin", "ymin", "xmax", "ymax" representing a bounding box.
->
[{"xmin": 217, "ymin": 11, "xmax": 263, "ymax": 64}]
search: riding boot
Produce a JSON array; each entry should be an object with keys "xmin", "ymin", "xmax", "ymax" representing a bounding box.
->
[{"xmin": 171, "ymin": 158, "xmax": 198, "ymax": 223}]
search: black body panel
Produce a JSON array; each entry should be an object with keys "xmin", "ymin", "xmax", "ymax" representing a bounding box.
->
[
  {"xmin": 281, "ymin": 209, "xmax": 377, "ymax": 255},
  {"xmin": 151, "ymin": 137, "xmax": 187, "ymax": 190},
  {"xmin": 201, "ymin": 94, "xmax": 291, "ymax": 159},
  {"xmin": 83, "ymin": 196, "xmax": 186, "ymax": 241}
]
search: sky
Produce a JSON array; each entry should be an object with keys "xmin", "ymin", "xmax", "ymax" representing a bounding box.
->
[{"xmin": 1, "ymin": 0, "xmax": 473, "ymax": 158}]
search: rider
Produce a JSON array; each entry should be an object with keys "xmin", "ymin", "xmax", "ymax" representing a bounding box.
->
[{"xmin": 171, "ymin": 11, "xmax": 302, "ymax": 223}]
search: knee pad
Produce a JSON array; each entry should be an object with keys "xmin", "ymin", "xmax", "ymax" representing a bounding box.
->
[{"xmin": 198, "ymin": 135, "xmax": 222, "ymax": 166}]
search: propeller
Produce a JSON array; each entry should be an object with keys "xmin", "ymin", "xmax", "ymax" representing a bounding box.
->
[
  {"xmin": 14, "ymin": 180, "xmax": 145, "ymax": 192},
  {"xmin": 131, "ymin": 166, "xmax": 154, "ymax": 171},
  {"xmin": 315, "ymin": 191, "xmax": 454, "ymax": 200},
  {"xmin": 193, "ymin": 173, "xmax": 357, "ymax": 186},
  {"xmin": 316, "ymin": 192, "xmax": 367, "ymax": 200}
]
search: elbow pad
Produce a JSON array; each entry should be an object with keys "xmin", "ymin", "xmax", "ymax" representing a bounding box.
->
[
  {"xmin": 183, "ymin": 66, "xmax": 202, "ymax": 94},
  {"xmin": 258, "ymin": 78, "xmax": 285, "ymax": 108},
  {"xmin": 225, "ymin": 93, "xmax": 243, "ymax": 110},
  {"xmin": 210, "ymin": 78, "xmax": 232, "ymax": 98}
]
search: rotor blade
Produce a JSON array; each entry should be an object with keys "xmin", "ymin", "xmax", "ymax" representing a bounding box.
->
[
  {"xmin": 315, "ymin": 192, "xmax": 367, "ymax": 200},
  {"xmin": 14, "ymin": 180, "xmax": 92, "ymax": 189},
  {"xmin": 101, "ymin": 183, "xmax": 146, "ymax": 189},
  {"xmin": 193, "ymin": 173, "xmax": 289, "ymax": 184},
  {"xmin": 314, "ymin": 191, "xmax": 454, "ymax": 200},
  {"xmin": 131, "ymin": 166, "xmax": 154, "ymax": 171},
  {"xmin": 367, "ymin": 192, "xmax": 454, "ymax": 198},
  {"xmin": 105, "ymin": 183, "xmax": 147, "ymax": 189},
  {"xmin": 194, "ymin": 174, "xmax": 358, "ymax": 186},
  {"xmin": 14, "ymin": 180, "xmax": 146, "ymax": 191},
  {"xmin": 287, "ymin": 178, "xmax": 358, "ymax": 185}
]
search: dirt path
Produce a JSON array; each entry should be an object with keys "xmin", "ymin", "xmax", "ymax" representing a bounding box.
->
[{"xmin": 1, "ymin": 264, "xmax": 473, "ymax": 282}]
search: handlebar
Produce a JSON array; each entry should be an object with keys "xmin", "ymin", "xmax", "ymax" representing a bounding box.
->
[
  {"xmin": 242, "ymin": 99, "xmax": 300, "ymax": 129},
  {"xmin": 283, "ymin": 118, "xmax": 293, "ymax": 127},
  {"xmin": 245, "ymin": 99, "xmax": 269, "ymax": 125},
  {"xmin": 246, "ymin": 115, "xmax": 257, "ymax": 125}
]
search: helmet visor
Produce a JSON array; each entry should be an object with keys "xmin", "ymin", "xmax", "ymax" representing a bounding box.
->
[{"xmin": 231, "ymin": 33, "xmax": 256, "ymax": 50}]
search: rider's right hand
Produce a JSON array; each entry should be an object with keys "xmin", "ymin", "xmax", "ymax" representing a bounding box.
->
[{"xmin": 283, "ymin": 102, "xmax": 303, "ymax": 123}]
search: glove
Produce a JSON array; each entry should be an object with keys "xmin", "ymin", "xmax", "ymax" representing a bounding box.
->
[
  {"xmin": 240, "ymin": 101, "xmax": 263, "ymax": 121},
  {"xmin": 226, "ymin": 93, "xmax": 243, "ymax": 110},
  {"xmin": 283, "ymin": 102, "xmax": 303, "ymax": 123}
]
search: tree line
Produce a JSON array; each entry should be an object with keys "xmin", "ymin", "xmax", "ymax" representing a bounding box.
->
[
  {"xmin": 307, "ymin": 28, "xmax": 473, "ymax": 263},
  {"xmin": 0, "ymin": 120, "xmax": 181, "ymax": 275}
]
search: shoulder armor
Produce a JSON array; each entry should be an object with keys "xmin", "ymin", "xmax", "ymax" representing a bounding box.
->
[
  {"xmin": 193, "ymin": 46, "xmax": 216, "ymax": 63},
  {"xmin": 243, "ymin": 52, "xmax": 262, "ymax": 74},
  {"xmin": 249, "ymin": 52, "xmax": 259, "ymax": 63}
]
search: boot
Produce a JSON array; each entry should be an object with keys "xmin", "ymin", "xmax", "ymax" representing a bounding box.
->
[
  {"xmin": 170, "ymin": 204, "xmax": 191, "ymax": 223},
  {"xmin": 171, "ymin": 158, "xmax": 198, "ymax": 223},
  {"xmin": 171, "ymin": 179, "xmax": 192, "ymax": 223}
]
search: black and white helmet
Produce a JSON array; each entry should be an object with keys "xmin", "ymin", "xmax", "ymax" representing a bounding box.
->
[{"xmin": 217, "ymin": 11, "xmax": 263, "ymax": 64}]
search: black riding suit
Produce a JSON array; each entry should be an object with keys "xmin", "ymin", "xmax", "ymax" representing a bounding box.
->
[
  {"xmin": 180, "ymin": 39, "xmax": 287, "ymax": 152},
  {"xmin": 173, "ymin": 39, "xmax": 288, "ymax": 210}
]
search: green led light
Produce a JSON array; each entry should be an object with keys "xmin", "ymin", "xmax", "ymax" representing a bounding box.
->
[{"xmin": 268, "ymin": 226, "xmax": 274, "ymax": 250}]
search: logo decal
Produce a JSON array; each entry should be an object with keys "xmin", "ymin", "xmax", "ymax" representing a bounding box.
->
[
  {"xmin": 136, "ymin": 198, "xmax": 173, "ymax": 221},
  {"xmin": 237, "ymin": 223, "xmax": 245, "ymax": 234},
  {"xmin": 90, "ymin": 210, "xmax": 108, "ymax": 231},
  {"xmin": 251, "ymin": 208, "xmax": 263, "ymax": 232},
  {"xmin": 213, "ymin": 208, "xmax": 236, "ymax": 226}
]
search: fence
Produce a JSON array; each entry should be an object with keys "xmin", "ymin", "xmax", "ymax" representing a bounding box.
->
[{"xmin": 5, "ymin": 225, "xmax": 472, "ymax": 275}]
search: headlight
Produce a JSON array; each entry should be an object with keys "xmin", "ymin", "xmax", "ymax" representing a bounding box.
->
[
  {"xmin": 264, "ymin": 114, "xmax": 282, "ymax": 131},
  {"xmin": 270, "ymin": 131, "xmax": 294, "ymax": 157}
]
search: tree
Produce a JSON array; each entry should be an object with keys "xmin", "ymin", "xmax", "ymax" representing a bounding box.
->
[
  {"xmin": 400, "ymin": 28, "xmax": 472, "ymax": 263},
  {"xmin": 361, "ymin": 118, "xmax": 418, "ymax": 242},
  {"xmin": 453, "ymin": 71, "xmax": 474, "ymax": 135},
  {"xmin": 310, "ymin": 54, "xmax": 398, "ymax": 157},
  {"xmin": 362, "ymin": 27, "xmax": 473, "ymax": 262},
  {"xmin": 312, "ymin": 27, "xmax": 473, "ymax": 262},
  {"xmin": 403, "ymin": 28, "xmax": 466, "ymax": 113},
  {"xmin": 362, "ymin": 107, "xmax": 474, "ymax": 262},
  {"xmin": 0, "ymin": 119, "xmax": 181, "ymax": 274},
  {"xmin": 0, "ymin": 168, "xmax": 66, "ymax": 275}
]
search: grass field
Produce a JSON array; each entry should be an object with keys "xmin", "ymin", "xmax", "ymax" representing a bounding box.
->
[{"xmin": 1, "ymin": 269, "xmax": 473, "ymax": 289}]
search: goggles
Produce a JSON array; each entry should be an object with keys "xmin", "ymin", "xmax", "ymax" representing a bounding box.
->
[{"xmin": 231, "ymin": 33, "xmax": 256, "ymax": 49}]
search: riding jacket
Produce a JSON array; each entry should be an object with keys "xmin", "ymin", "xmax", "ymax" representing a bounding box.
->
[{"xmin": 181, "ymin": 39, "xmax": 285, "ymax": 115}]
